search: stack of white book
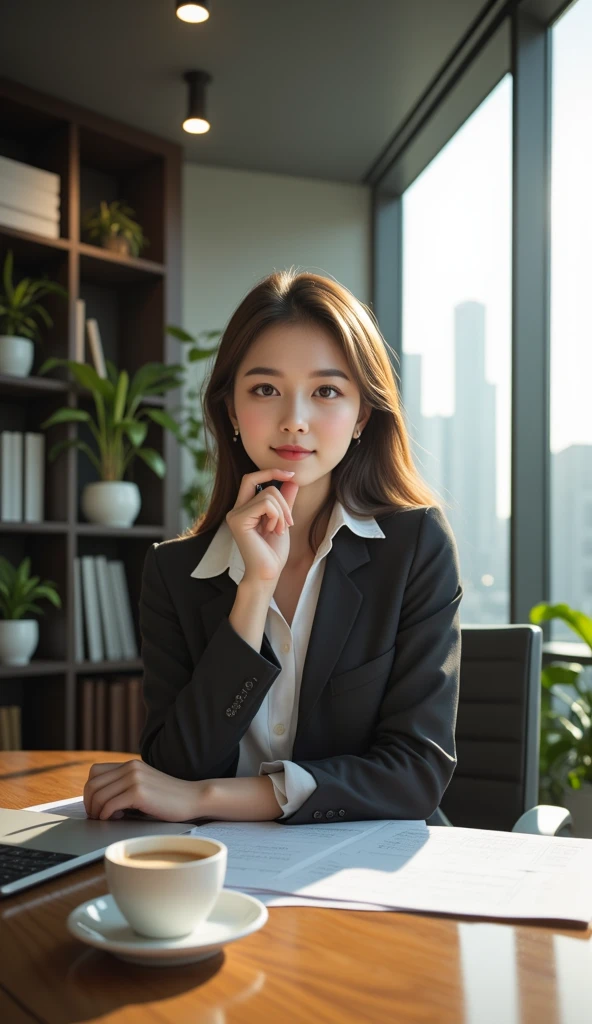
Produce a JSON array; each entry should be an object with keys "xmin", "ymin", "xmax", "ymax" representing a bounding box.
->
[
  {"xmin": 0, "ymin": 154, "xmax": 61, "ymax": 239},
  {"xmin": 0, "ymin": 431, "xmax": 45, "ymax": 522},
  {"xmin": 75, "ymin": 555, "xmax": 139, "ymax": 663}
]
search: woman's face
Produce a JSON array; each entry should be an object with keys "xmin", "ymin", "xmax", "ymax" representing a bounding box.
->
[{"xmin": 228, "ymin": 322, "xmax": 370, "ymax": 487}]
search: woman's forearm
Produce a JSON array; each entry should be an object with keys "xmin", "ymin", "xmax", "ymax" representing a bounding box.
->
[
  {"xmin": 228, "ymin": 578, "xmax": 274, "ymax": 652},
  {"xmin": 197, "ymin": 775, "xmax": 282, "ymax": 821}
]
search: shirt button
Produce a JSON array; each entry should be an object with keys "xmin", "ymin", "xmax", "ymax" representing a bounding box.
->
[
  {"xmin": 282, "ymin": 642, "xmax": 291, "ymax": 653},
  {"xmin": 273, "ymin": 723, "xmax": 286, "ymax": 736}
]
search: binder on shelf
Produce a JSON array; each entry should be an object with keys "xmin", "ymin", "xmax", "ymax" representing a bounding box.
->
[
  {"xmin": 73, "ymin": 557, "xmax": 85, "ymax": 662},
  {"xmin": 0, "ymin": 203, "xmax": 59, "ymax": 239},
  {"xmin": 0, "ymin": 708, "xmax": 11, "ymax": 750},
  {"xmin": 86, "ymin": 319, "xmax": 107, "ymax": 379},
  {"xmin": 0, "ymin": 432, "xmax": 14, "ymax": 522},
  {"xmin": 80, "ymin": 556, "xmax": 104, "ymax": 662},
  {"xmin": 94, "ymin": 678, "xmax": 107, "ymax": 750},
  {"xmin": 0, "ymin": 154, "xmax": 60, "ymax": 195},
  {"xmin": 108, "ymin": 560, "xmax": 139, "ymax": 659},
  {"xmin": 0, "ymin": 175, "xmax": 60, "ymax": 219},
  {"xmin": 11, "ymin": 431, "xmax": 23, "ymax": 521},
  {"xmin": 24, "ymin": 432, "xmax": 45, "ymax": 522},
  {"xmin": 75, "ymin": 298, "xmax": 86, "ymax": 363},
  {"xmin": 95, "ymin": 556, "xmax": 123, "ymax": 661}
]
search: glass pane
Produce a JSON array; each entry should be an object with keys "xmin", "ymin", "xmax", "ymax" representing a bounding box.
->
[
  {"xmin": 402, "ymin": 75, "xmax": 512, "ymax": 624},
  {"xmin": 550, "ymin": 0, "xmax": 592, "ymax": 641}
]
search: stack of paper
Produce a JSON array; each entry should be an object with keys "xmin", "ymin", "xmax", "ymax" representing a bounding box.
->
[
  {"xmin": 25, "ymin": 798, "xmax": 592, "ymax": 925},
  {"xmin": 190, "ymin": 819, "xmax": 592, "ymax": 924}
]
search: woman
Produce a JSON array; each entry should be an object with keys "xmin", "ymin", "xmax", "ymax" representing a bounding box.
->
[{"xmin": 83, "ymin": 269, "xmax": 462, "ymax": 825}]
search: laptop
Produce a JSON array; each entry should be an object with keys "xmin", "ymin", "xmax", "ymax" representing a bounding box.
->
[{"xmin": 0, "ymin": 804, "xmax": 193, "ymax": 898}]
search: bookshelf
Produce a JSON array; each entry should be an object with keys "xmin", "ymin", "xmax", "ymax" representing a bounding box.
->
[{"xmin": 0, "ymin": 76, "xmax": 182, "ymax": 750}]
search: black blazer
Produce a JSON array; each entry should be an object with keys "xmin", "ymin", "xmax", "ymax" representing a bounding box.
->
[{"xmin": 139, "ymin": 504, "xmax": 462, "ymax": 825}]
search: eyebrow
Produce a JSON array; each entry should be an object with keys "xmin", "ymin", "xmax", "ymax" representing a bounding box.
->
[{"xmin": 243, "ymin": 366, "xmax": 350, "ymax": 381}]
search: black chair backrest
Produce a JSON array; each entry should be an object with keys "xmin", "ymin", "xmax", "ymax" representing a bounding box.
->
[{"xmin": 439, "ymin": 625, "xmax": 542, "ymax": 832}]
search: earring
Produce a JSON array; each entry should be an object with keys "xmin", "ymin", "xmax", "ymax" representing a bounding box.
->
[
  {"xmin": 352, "ymin": 431, "xmax": 361, "ymax": 445},
  {"xmin": 232, "ymin": 428, "xmax": 239, "ymax": 443}
]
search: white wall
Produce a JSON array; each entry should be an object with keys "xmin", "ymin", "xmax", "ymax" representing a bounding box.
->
[{"xmin": 179, "ymin": 162, "xmax": 371, "ymax": 509}]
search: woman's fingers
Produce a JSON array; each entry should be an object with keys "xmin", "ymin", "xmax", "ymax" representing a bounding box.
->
[
  {"xmin": 89, "ymin": 777, "xmax": 141, "ymax": 820},
  {"xmin": 84, "ymin": 760, "xmax": 142, "ymax": 815},
  {"xmin": 235, "ymin": 467, "xmax": 295, "ymax": 508}
]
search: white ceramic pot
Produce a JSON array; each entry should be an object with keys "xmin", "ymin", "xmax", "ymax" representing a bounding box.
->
[
  {"xmin": 81, "ymin": 481, "xmax": 141, "ymax": 528},
  {"xmin": 0, "ymin": 335, "xmax": 35, "ymax": 377},
  {"xmin": 0, "ymin": 619, "xmax": 39, "ymax": 666},
  {"xmin": 561, "ymin": 784, "xmax": 592, "ymax": 839}
]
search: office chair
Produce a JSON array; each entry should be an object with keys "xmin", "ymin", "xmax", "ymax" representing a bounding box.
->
[{"xmin": 428, "ymin": 624, "xmax": 573, "ymax": 837}]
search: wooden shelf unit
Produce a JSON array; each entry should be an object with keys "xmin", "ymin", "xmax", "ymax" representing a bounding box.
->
[{"xmin": 0, "ymin": 76, "xmax": 182, "ymax": 750}]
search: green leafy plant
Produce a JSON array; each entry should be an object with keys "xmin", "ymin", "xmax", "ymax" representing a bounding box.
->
[
  {"xmin": 0, "ymin": 556, "xmax": 61, "ymax": 621},
  {"xmin": 167, "ymin": 324, "xmax": 222, "ymax": 519},
  {"xmin": 529, "ymin": 602, "xmax": 592, "ymax": 803},
  {"xmin": 37, "ymin": 358, "xmax": 185, "ymax": 481},
  {"xmin": 0, "ymin": 249, "xmax": 67, "ymax": 340},
  {"xmin": 81, "ymin": 200, "xmax": 148, "ymax": 258}
]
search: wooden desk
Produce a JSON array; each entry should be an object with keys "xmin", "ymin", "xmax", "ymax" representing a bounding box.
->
[{"xmin": 0, "ymin": 751, "xmax": 590, "ymax": 1024}]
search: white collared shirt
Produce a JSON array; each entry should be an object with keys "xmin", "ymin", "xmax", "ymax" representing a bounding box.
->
[{"xmin": 190, "ymin": 499, "xmax": 385, "ymax": 819}]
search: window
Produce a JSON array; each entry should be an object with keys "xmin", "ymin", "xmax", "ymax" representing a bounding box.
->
[
  {"xmin": 402, "ymin": 76, "xmax": 512, "ymax": 624},
  {"xmin": 550, "ymin": 0, "xmax": 592, "ymax": 639}
]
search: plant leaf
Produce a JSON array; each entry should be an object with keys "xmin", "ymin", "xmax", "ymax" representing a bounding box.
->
[{"xmin": 136, "ymin": 447, "xmax": 166, "ymax": 478}]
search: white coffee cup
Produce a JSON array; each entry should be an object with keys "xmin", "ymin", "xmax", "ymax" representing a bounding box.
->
[{"xmin": 104, "ymin": 834, "xmax": 228, "ymax": 939}]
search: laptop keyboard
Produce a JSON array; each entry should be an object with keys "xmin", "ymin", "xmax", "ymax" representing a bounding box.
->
[{"xmin": 0, "ymin": 842, "xmax": 77, "ymax": 885}]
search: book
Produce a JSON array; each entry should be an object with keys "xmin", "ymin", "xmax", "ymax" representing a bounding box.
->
[
  {"xmin": 127, "ymin": 676, "xmax": 146, "ymax": 753},
  {"xmin": 95, "ymin": 556, "xmax": 122, "ymax": 660},
  {"xmin": 8, "ymin": 706, "xmax": 21, "ymax": 750},
  {"xmin": 24, "ymin": 432, "xmax": 45, "ymax": 522},
  {"xmin": 73, "ymin": 557, "xmax": 85, "ymax": 662},
  {"xmin": 11, "ymin": 431, "xmax": 23, "ymax": 521},
  {"xmin": 79, "ymin": 678, "xmax": 94, "ymax": 750},
  {"xmin": 108, "ymin": 679, "xmax": 127, "ymax": 752},
  {"xmin": 0, "ymin": 174, "xmax": 60, "ymax": 218},
  {"xmin": 74, "ymin": 298, "xmax": 86, "ymax": 363},
  {"xmin": 109, "ymin": 561, "xmax": 138, "ymax": 658},
  {"xmin": 94, "ymin": 678, "xmax": 107, "ymax": 750},
  {"xmin": 80, "ymin": 556, "xmax": 104, "ymax": 662},
  {"xmin": 0, "ymin": 708, "xmax": 11, "ymax": 750},
  {"xmin": 85, "ymin": 319, "xmax": 107, "ymax": 378},
  {"xmin": 0, "ymin": 203, "xmax": 59, "ymax": 239},
  {"xmin": 0, "ymin": 154, "xmax": 60, "ymax": 195},
  {"xmin": 0, "ymin": 432, "xmax": 13, "ymax": 521}
]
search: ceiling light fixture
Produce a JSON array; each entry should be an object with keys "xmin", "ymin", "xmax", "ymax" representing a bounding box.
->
[
  {"xmin": 182, "ymin": 70, "xmax": 212, "ymax": 134},
  {"xmin": 176, "ymin": 1, "xmax": 210, "ymax": 23}
]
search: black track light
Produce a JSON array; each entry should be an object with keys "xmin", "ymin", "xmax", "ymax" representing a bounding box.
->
[{"xmin": 183, "ymin": 70, "xmax": 212, "ymax": 134}]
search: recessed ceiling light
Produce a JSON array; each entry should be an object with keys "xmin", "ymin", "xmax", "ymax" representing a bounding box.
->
[{"xmin": 176, "ymin": 2, "xmax": 210, "ymax": 23}]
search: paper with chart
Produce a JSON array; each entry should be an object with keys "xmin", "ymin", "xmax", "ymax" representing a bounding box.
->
[{"xmin": 192, "ymin": 819, "xmax": 592, "ymax": 924}]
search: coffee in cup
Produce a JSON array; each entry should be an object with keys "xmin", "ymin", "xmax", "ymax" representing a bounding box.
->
[{"xmin": 104, "ymin": 834, "xmax": 228, "ymax": 939}]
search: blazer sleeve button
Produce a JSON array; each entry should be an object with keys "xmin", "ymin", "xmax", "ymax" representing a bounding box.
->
[
  {"xmin": 313, "ymin": 810, "xmax": 323, "ymax": 819},
  {"xmin": 325, "ymin": 810, "xmax": 335, "ymax": 819},
  {"xmin": 225, "ymin": 708, "xmax": 233, "ymax": 717},
  {"xmin": 338, "ymin": 809, "xmax": 346, "ymax": 817}
]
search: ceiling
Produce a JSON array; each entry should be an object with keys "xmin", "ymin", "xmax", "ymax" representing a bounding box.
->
[{"xmin": 0, "ymin": 0, "xmax": 489, "ymax": 184}]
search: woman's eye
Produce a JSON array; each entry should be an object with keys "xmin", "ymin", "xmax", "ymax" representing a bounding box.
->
[{"xmin": 251, "ymin": 384, "xmax": 341, "ymax": 398}]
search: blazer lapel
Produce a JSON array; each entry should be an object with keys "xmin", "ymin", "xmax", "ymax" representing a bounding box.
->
[{"xmin": 296, "ymin": 528, "xmax": 371, "ymax": 731}]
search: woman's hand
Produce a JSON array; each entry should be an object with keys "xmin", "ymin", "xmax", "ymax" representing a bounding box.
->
[
  {"xmin": 83, "ymin": 759, "xmax": 207, "ymax": 822},
  {"xmin": 226, "ymin": 468, "xmax": 299, "ymax": 584}
]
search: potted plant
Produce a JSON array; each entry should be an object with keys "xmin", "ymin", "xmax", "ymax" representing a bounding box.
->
[
  {"xmin": 0, "ymin": 250, "xmax": 68, "ymax": 378},
  {"xmin": 81, "ymin": 200, "xmax": 148, "ymax": 258},
  {"xmin": 0, "ymin": 556, "xmax": 61, "ymax": 666},
  {"xmin": 166, "ymin": 325, "xmax": 221, "ymax": 522},
  {"xmin": 37, "ymin": 357, "xmax": 184, "ymax": 527},
  {"xmin": 529, "ymin": 601, "xmax": 592, "ymax": 837}
]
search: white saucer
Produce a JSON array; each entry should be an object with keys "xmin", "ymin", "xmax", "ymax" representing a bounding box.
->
[{"xmin": 67, "ymin": 889, "xmax": 268, "ymax": 967}]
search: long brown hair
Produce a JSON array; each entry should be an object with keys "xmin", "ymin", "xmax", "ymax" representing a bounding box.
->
[{"xmin": 186, "ymin": 269, "xmax": 440, "ymax": 552}]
